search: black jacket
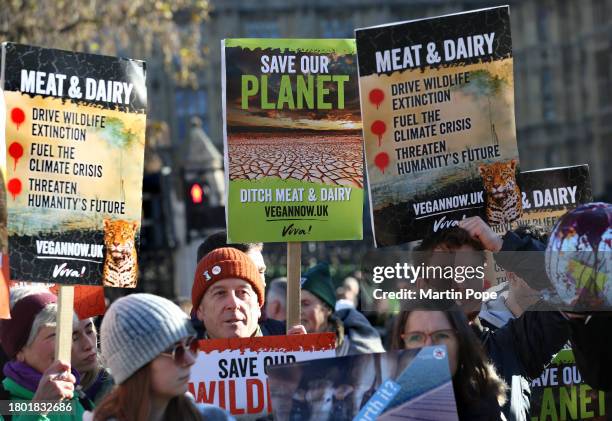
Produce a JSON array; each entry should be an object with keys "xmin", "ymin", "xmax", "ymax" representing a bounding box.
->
[
  {"xmin": 477, "ymin": 232, "xmax": 571, "ymax": 421},
  {"xmin": 569, "ymin": 314, "xmax": 612, "ymax": 391},
  {"xmin": 474, "ymin": 310, "xmax": 570, "ymax": 421}
]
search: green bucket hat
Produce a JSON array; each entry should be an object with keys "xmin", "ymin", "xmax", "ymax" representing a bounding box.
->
[{"xmin": 301, "ymin": 262, "xmax": 336, "ymax": 310}]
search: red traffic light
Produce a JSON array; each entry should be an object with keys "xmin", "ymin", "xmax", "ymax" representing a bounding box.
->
[{"xmin": 190, "ymin": 183, "xmax": 204, "ymax": 204}]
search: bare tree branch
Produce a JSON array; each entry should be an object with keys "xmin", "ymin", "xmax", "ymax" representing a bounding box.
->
[{"xmin": 59, "ymin": 16, "xmax": 101, "ymax": 33}]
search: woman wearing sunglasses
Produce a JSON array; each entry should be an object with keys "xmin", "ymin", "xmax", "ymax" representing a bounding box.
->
[
  {"xmin": 91, "ymin": 293, "xmax": 231, "ymax": 421},
  {"xmin": 390, "ymin": 306, "xmax": 507, "ymax": 421}
]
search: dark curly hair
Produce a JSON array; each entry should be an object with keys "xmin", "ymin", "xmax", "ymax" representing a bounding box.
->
[{"xmin": 417, "ymin": 226, "xmax": 484, "ymax": 252}]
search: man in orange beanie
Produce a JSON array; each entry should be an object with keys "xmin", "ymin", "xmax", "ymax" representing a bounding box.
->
[{"xmin": 192, "ymin": 247, "xmax": 305, "ymax": 338}]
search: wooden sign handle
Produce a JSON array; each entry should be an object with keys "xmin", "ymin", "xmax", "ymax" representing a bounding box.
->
[
  {"xmin": 286, "ymin": 242, "xmax": 301, "ymax": 328},
  {"xmin": 54, "ymin": 285, "xmax": 74, "ymax": 363}
]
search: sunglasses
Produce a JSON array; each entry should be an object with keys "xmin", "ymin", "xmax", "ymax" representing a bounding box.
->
[{"xmin": 160, "ymin": 336, "xmax": 199, "ymax": 364}]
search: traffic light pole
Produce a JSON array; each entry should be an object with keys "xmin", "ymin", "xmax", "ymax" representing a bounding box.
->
[{"xmin": 182, "ymin": 166, "xmax": 225, "ymax": 242}]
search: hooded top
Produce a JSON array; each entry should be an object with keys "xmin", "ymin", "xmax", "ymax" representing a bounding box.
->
[{"xmin": 334, "ymin": 307, "xmax": 385, "ymax": 356}]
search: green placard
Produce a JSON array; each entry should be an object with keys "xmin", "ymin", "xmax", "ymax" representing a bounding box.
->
[{"xmin": 222, "ymin": 39, "xmax": 363, "ymax": 243}]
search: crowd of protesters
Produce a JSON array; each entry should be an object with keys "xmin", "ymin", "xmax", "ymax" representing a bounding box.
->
[{"xmin": 0, "ymin": 203, "xmax": 610, "ymax": 420}]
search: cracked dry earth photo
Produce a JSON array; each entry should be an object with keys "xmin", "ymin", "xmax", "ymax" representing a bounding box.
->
[{"xmin": 228, "ymin": 131, "xmax": 363, "ymax": 189}]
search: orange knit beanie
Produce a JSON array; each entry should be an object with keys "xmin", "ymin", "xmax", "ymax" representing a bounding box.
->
[{"xmin": 192, "ymin": 247, "xmax": 265, "ymax": 310}]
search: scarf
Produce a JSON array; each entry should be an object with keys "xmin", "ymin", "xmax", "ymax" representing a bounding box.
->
[{"xmin": 3, "ymin": 360, "xmax": 80, "ymax": 393}]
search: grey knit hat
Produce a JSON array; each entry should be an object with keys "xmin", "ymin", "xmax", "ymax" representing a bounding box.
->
[{"xmin": 101, "ymin": 293, "xmax": 196, "ymax": 384}]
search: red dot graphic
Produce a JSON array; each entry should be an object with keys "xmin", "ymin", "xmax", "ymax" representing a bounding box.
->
[
  {"xmin": 369, "ymin": 89, "xmax": 384, "ymax": 109},
  {"xmin": 10, "ymin": 108, "xmax": 25, "ymax": 130},
  {"xmin": 8, "ymin": 142, "xmax": 23, "ymax": 171},
  {"xmin": 7, "ymin": 178, "xmax": 22, "ymax": 200},
  {"xmin": 374, "ymin": 152, "xmax": 390, "ymax": 174},
  {"xmin": 371, "ymin": 120, "xmax": 386, "ymax": 147}
]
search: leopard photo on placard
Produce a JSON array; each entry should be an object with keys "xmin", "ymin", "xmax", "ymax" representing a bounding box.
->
[
  {"xmin": 479, "ymin": 160, "xmax": 523, "ymax": 225},
  {"xmin": 102, "ymin": 219, "xmax": 138, "ymax": 288}
]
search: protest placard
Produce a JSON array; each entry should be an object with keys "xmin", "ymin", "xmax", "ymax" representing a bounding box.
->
[
  {"xmin": 356, "ymin": 6, "xmax": 520, "ymax": 246},
  {"xmin": 222, "ymin": 39, "xmax": 363, "ymax": 244},
  {"xmin": 1, "ymin": 43, "xmax": 146, "ymax": 287},
  {"xmin": 0, "ymin": 54, "xmax": 8, "ymax": 318},
  {"xmin": 530, "ymin": 349, "xmax": 609, "ymax": 420},
  {"xmin": 267, "ymin": 346, "xmax": 457, "ymax": 421},
  {"xmin": 188, "ymin": 332, "xmax": 336, "ymax": 419},
  {"xmin": 492, "ymin": 165, "xmax": 592, "ymax": 234},
  {"xmin": 486, "ymin": 165, "xmax": 592, "ymax": 287}
]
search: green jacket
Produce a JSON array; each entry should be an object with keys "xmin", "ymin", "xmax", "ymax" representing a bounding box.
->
[{"xmin": 1, "ymin": 377, "xmax": 86, "ymax": 421}]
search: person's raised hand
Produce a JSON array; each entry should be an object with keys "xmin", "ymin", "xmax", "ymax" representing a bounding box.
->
[
  {"xmin": 287, "ymin": 324, "xmax": 307, "ymax": 335},
  {"xmin": 32, "ymin": 360, "xmax": 76, "ymax": 403},
  {"xmin": 458, "ymin": 216, "xmax": 503, "ymax": 252}
]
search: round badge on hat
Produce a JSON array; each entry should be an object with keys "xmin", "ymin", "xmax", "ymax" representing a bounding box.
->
[{"xmin": 212, "ymin": 265, "xmax": 221, "ymax": 275}]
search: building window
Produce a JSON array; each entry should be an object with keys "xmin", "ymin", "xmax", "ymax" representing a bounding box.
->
[
  {"xmin": 243, "ymin": 20, "xmax": 280, "ymax": 37},
  {"xmin": 561, "ymin": 50, "xmax": 573, "ymax": 85},
  {"xmin": 546, "ymin": 145, "xmax": 560, "ymax": 168},
  {"xmin": 541, "ymin": 68, "xmax": 556, "ymax": 121},
  {"xmin": 568, "ymin": 137, "xmax": 582, "ymax": 165},
  {"xmin": 592, "ymin": 0, "xmax": 608, "ymax": 26},
  {"xmin": 320, "ymin": 18, "xmax": 354, "ymax": 38},
  {"xmin": 595, "ymin": 48, "xmax": 611, "ymax": 108},
  {"xmin": 561, "ymin": 51, "xmax": 574, "ymax": 118},
  {"xmin": 536, "ymin": 4, "xmax": 549, "ymax": 42},
  {"xmin": 572, "ymin": 2, "xmax": 582, "ymax": 28},
  {"xmin": 175, "ymin": 88, "xmax": 208, "ymax": 142},
  {"xmin": 558, "ymin": 1, "xmax": 568, "ymax": 20},
  {"xmin": 580, "ymin": 49, "xmax": 589, "ymax": 111}
]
